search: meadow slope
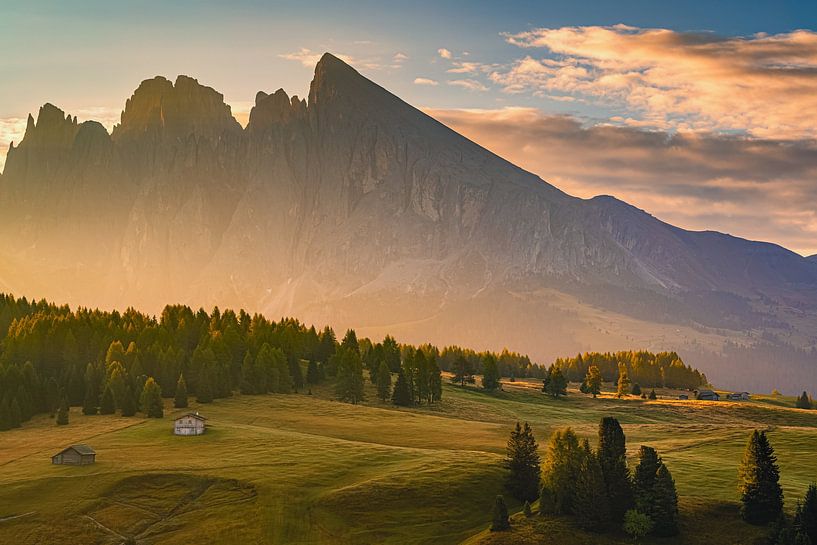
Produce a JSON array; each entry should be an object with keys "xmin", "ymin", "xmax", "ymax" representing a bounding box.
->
[{"xmin": 0, "ymin": 380, "xmax": 815, "ymax": 544}]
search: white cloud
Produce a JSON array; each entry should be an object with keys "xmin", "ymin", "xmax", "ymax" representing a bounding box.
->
[
  {"xmin": 279, "ymin": 48, "xmax": 357, "ymax": 68},
  {"xmin": 495, "ymin": 25, "xmax": 817, "ymax": 139},
  {"xmin": 447, "ymin": 79, "xmax": 489, "ymax": 92},
  {"xmin": 413, "ymin": 77, "xmax": 439, "ymax": 86},
  {"xmin": 437, "ymin": 48, "xmax": 453, "ymax": 59},
  {"xmin": 393, "ymin": 52, "xmax": 409, "ymax": 62}
]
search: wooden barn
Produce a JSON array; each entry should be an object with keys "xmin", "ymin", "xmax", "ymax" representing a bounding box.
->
[
  {"xmin": 174, "ymin": 412, "xmax": 207, "ymax": 436},
  {"xmin": 52, "ymin": 444, "xmax": 96, "ymax": 465},
  {"xmin": 695, "ymin": 389, "xmax": 720, "ymax": 401},
  {"xmin": 726, "ymin": 392, "xmax": 751, "ymax": 401}
]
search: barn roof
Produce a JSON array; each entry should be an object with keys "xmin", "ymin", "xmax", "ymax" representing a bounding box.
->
[
  {"xmin": 54, "ymin": 444, "xmax": 96, "ymax": 456},
  {"xmin": 175, "ymin": 412, "xmax": 207, "ymax": 421}
]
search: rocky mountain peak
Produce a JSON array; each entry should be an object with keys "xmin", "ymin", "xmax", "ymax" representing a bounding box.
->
[
  {"xmin": 112, "ymin": 74, "xmax": 241, "ymax": 142},
  {"xmin": 247, "ymin": 88, "xmax": 306, "ymax": 131},
  {"xmin": 18, "ymin": 103, "xmax": 79, "ymax": 149}
]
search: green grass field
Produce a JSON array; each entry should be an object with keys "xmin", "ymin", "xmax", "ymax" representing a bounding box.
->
[{"xmin": 0, "ymin": 379, "xmax": 815, "ymax": 544}]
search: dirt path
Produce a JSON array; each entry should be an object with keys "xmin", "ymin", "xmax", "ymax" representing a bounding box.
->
[{"xmin": 0, "ymin": 511, "xmax": 36, "ymax": 523}]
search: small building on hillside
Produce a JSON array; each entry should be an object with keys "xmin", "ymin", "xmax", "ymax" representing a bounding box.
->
[
  {"xmin": 695, "ymin": 389, "xmax": 720, "ymax": 401},
  {"xmin": 174, "ymin": 412, "xmax": 207, "ymax": 436},
  {"xmin": 726, "ymin": 392, "xmax": 750, "ymax": 401},
  {"xmin": 52, "ymin": 444, "xmax": 96, "ymax": 465},
  {"xmin": 678, "ymin": 394, "xmax": 689, "ymax": 400}
]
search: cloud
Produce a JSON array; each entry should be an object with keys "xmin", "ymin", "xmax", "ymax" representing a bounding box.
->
[
  {"xmin": 393, "ymin": 52, "xmax": 409, "ymax": 63},
  {"xmin": 495, "ymin": 26, "xmax": 817, "ymax": 139},
  {"xmin": 425, "ymin": 107, "xmax": 817, "ymax": 255},
  {"xmin": 0, "ymin": 117, "xmax": 28, "ymax": 173},
  {"xmin": 437, "ymin": 48, "xmax": 453, "ymax": 59},
  {"xmin": 413, "ymin": 77, "xmax": 439, "ymax": 86},
  {"xmin": 448, "ymin": 79, "xmax": 489, "ymax": 92}
]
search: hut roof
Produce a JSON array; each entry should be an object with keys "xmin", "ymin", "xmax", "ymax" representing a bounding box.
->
[
  {"xmin": 175, "ymin": 412, "xmax": 207, "ymax": 421},
  {"xmin": 55, "ymin": 444, "xmax": 96, "ymax": 456}
]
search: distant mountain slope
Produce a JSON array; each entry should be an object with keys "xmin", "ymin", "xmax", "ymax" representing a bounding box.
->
[{"xmin": 1, "ymin": 53, "xmax": 815, "ymax": 393}]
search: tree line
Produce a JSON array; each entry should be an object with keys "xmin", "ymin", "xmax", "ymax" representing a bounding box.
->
[
  {"xmin": 0, "ymin": 293, "xmax": 472, "ymax": 429},
  {"xmin": 552, "ymin": 350, "xmax": 707, "ymax": 390}
]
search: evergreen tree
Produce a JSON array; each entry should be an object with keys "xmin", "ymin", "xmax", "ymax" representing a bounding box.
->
[
  {"xmin": 617, "ymin": 364, "xmax": 631, "ymax": 398},
  {"xmin": 543, "ymin": 365, "xmax": 567, "ymax": 398},
  {"xmin": 797, "ymin": 484, "xmax": 817, "ymax": 543},
  {"xmin": 140, "ymin": 377, "xmax": 164, "ymax": 418},
  {"xmin": 623, "ymin": 510, "xmax": 653, "ymax": 544},
  {"xmin": 174, "ymin": 373, "xmax": 188, "ymax": 408},
  {"xmin": 196, "ymin": 369, "xmax": 214, "ymax": 403},
  {"xmin": 82, "ymin": 382, "xmax": 99, "ymax": 415},
  {"xmin": 739, "ymin": 430, "xmax": 784, "ymax": 524},
  {"xmin": 631, "ymin": 383, "xmax": 642, "ymax": 396},
  {"xmin": 9, "ymin": 398, "xmax": 22, "ymax": 428},
  {"xmin": 598, "ymin": 417, "xmax": 634, "ymax": 522},
  {"xmin": 584, "ymin": 365, "xmax": 602, "ymax": 397},
  {"xmin": 376, "ymin": 362, "xmax": 392, "ymax": 402},
  {"xmin": 335, "ymin": 347, "xmax": 365, "ymax": 403},
  {"xmin": 306, "ymin": 360, "xmax": 320, "ymax": 386},
  {"xmin": 289, "ymin": 359, "xmax": 304, "ymax": 392},
  {"xmin": 120, "ymin": 385, "xmax": 137, "ymax": 417},
  {"xmin": 0, "ymin": 398, "xmax": 10, "ymax": 431},
  {"xmin": 573, "ymin": 440, "xmax": 612, "ymax": 531},
  {"xmin": 340, "ymin": 329, "xmax": 359, "ymax": 354},
  {"xmin": 648, "ymin": 389, "xmax": 657, "ymax": 400},
  {"xmin": 429, "ymin": 359, "xmax": 442, "ymax": 403},
  {"xmin": 392, "ymin": 369, "xmax": 413, "ymax": 406},
  {"xmin": 490, "ymin": 495, "xmax": 511, "ymax": 532},
  {"xmin": 45, "ymin": 377, "xmax": 60, "ymax": 417},
  {"xmin": 99, "ymin": 386, "xmax": 116, "ymax": 415},
  {"xmin": 504, "ymin": 421, "xmax": 541, "ymax": 502},
  {"xmin": 482, "ymin": 354, "xmax": 501, "ymax": 391},
  {"xmin": 56, "ymin": 396, "xmax": 69, "ymax": 425},
  {"xmin": 796, "ymin": 392, "xmax": 813, "ymax": 410},
  {"xmin": 651, "ymin": 464, "xmax": 679, "ymax": 536},
  {"xmin": 452, "ymin": 356, "xmax": 474, "ymax": 387}
]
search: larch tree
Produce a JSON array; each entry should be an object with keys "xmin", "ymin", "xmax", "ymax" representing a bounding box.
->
[
  {"xmin": 504, "ymin": 421, "xmax": 541, "ymax": 502},
  {"xmin": 796, "ymin": 392, "xmax": 812, "ymax": 410},
  {"xmin": 452, "ymin": 356, "xmax": 474, "ymax": 387},
  {"xmin": 544, "ymin": 365, "xmax": 567, "ymax": 399},
  {"xmin": 616, "ymin": 363, "xmax": 631, "ymax": 398},
  {"xmin": 376, "ymin": 362, "xmax": 392, "ymax": 402},
  {"xmin": 541, "ymin": 427, "xmax": 583, "ymax": 514},
  {"xmin": 738, "ymin": 430, "xmax": 783, "ymax": 525},
  {"xmin": 598, "ymin": 416, "xmax": 634, "ymax": 522},
  {"xmin": 174, "ymin": 373, "xmax": 188, "ymax": 408},
  {"xmin": 584, "ymin": 365, "xmax": 602, "ymax": 397}
]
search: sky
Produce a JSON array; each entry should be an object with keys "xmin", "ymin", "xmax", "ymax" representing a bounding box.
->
[{"xmin": 1, "ymin": 0, "xmax": 816, "ymax": 255}]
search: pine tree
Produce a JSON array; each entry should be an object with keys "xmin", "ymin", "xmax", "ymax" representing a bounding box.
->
[
  {"xmin": 376, "ymin": 362, "xmax": 392, "ymax": 402},
  {"xmin": 573, "ymin": 440, "xmax": 611, "ymax": 531},
  {"xmin": 120, "ymin": 385, "xmax": 137, "ymax": 417},
  {"xmin": 340, "ymin": 329, "xmax": 359, "ymax": 354},
  {"xmin": 796, "ymin": 392, "xmax": 813, "ymax": 410},
  {"xmin": 392, "ymin": 369, "xmax": 413, "ymax": 406},
  {"xmin": 56, "ymin": 396, "xmax": 69, "ymax": 425},
  {"xmin": 306, "ymin": 360, "xmax": 320, "ymax": 385},
  {"xmin": 631, "ymin": 383, "xmax": 642, "ymax": 396},
  {"xmin": 598, "ymin": 417, "xmax": 634, "ymax": 522},
  {"xmin": 289, "ymin": 359, "xmax": 304, "ymax": 392},
  {"xmin": 739, "ymin": 430, "xmax": 784, "ymax": 524},
  {"xmin": 99, "ymin": 386, "xmax": 116, "ymax": 415},
  {"xmin": 648, "ymin": 389, "xmax": 657, "ymax": 400},
  {"xmin": 46, "ymin": 377, "xmax": 60, "ymax": 417},
  {"xmin": 490, "ymin": 495, "xmax": 510, "ymax": 532},
  {"xmin": 82, "ymin": 382, "xmax": 99, "ymax": 415},
  {"xmin": 0, "ymin": 398, "xmax": 10, "ymax": 431},
  {"xmin": 174, "ymin": 374, "xmax": 188, "ymax": 408},
  {"xmin": 584, "ymin": 365, "xmax": 602, "ymax": 397},
  {"xmin": 504, "ymin": 421, "xmax": 541, "ymax": 502},
  {"xmin": 9, "ymin": 398, "xmax": 22, "ymax": 428},
  {"xmin": 140, "ymin": 377, "xmax": 164, "ymax": 418},
  {"xmin": 482, "ymin": 354, "xmax": 500, "ymax": 391},
  {"xmin": 633, "ymin": 446, "xmax": 661, "ymax": 512},
  {"xmin": 429, "ymin": 358, "xmax": 442, "ymax": 403}
]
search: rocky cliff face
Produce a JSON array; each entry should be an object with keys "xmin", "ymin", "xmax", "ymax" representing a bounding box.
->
[{"xmin": 1, "ymin": 53, "xmax": 815, "ymax": 392}]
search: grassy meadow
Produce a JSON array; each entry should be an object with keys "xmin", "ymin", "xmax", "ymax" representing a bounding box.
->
[{"xmin": 0, "ymin": 378, "xmax": 815, "ymax": 545}]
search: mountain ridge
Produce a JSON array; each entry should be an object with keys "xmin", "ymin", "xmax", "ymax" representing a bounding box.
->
[{"xmin": 0, "ymin": 52, "xmax": 815, "ymax": 393}]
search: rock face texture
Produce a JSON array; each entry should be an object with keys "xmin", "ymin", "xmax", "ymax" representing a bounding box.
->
[{"xmin": 1, "ymin": 53, "xmax": 815, "ymax": 392}]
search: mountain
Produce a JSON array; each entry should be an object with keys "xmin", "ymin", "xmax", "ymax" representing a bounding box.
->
[{"xmin": 1, "ymin": 53, "xmax": 815, "ymax": 393}]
